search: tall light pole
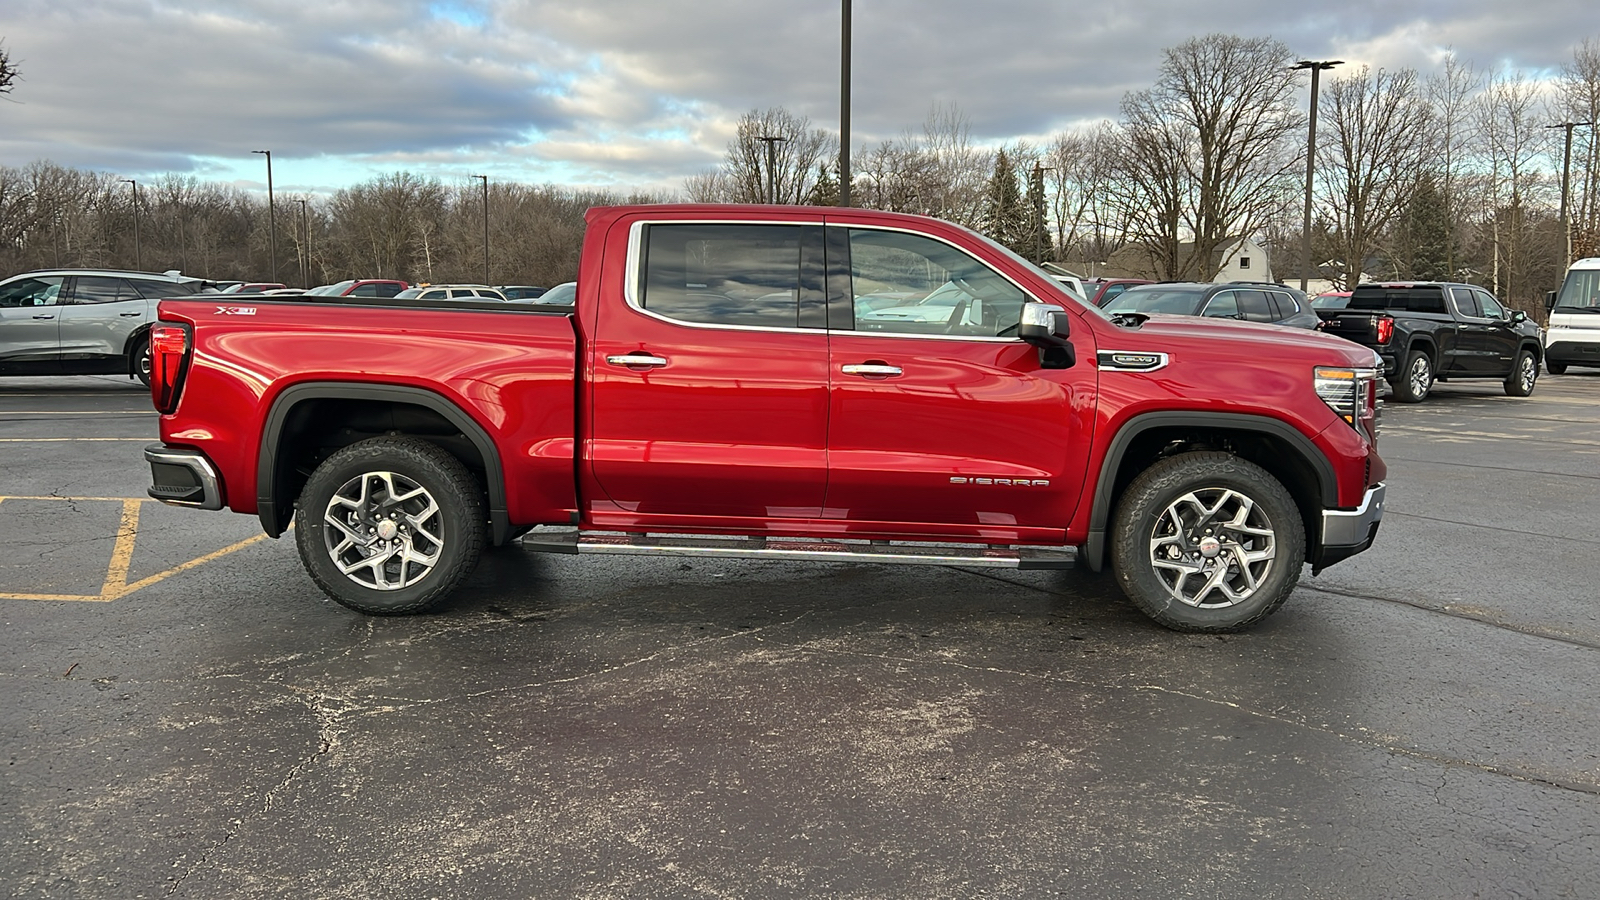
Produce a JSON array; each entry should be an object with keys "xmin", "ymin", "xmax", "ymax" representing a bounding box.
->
[
  {"xmin": 1293, "ymin": 59, "xmax": 1341, "ymax": 292},
  {"xmin": 839, "ymin": 0, "xmax": 851, "ymax": 207},
  {"xmin": 119, "ymin": 178, "xmax": 141, "ymax": 271},
  {"xmin": 252, "ymin": 150, "xmax": 276, "ymax": 282},
  {"xmin": 471, "ymin": 175, "xmax": 489, "ymax": 284},
  {"xmin": 1548, "ymin": 121, "xmax": 1594, "ymax": 266},
  {"xmin": 756, "ymin": 135, "xmax": 788, "ymax": 203},
  {"xmin": 296, "ymin": 198, "xmax": 309, "ymax": 288}
]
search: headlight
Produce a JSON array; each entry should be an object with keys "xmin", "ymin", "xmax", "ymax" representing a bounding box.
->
[{"xmin": 1315, "ymin": 366, "xmax": 1382, "ymax": 443}]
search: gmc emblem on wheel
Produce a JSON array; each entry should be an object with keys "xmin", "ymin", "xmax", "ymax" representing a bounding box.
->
[{"xmin": 950, "ymin": 477, "xmax": 1051, "ymax": 487}]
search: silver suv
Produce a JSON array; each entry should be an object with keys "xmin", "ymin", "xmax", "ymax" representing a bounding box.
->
[{"xmin": 0, "ymin": 268, "xmax": 213, "ymax": 384}]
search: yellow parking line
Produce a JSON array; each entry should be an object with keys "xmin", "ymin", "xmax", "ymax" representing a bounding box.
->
[{"xmin": 0, "ymin": 496, "xmax": 278, "ymax": 602}]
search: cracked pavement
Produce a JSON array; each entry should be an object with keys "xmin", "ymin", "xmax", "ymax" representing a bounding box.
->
[{"xmin": 2, "ymin": 374, "xmax": 1599, "ymax": 899}]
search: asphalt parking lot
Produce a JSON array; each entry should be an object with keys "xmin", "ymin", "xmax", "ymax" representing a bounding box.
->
[{"xmin": 3, "ymin": 371, "xmax": 1599, "ymax": 899}]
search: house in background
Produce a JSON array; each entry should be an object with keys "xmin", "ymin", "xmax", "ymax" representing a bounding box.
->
[{"xmin": 1059, "ymin": 236, "xmax": 1276, "ymax": 284}]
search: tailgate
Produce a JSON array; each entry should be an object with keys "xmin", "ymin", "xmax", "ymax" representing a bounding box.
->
[{"xmin": 1318, "ymin": 312, "xmax": 1381, "ymax": 344}]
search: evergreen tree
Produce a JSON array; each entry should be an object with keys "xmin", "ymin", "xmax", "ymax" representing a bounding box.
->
[
  {"xmin": 805, "ymin": 164, "xmax": 840, "ymax": 207},
  {"xmin": 1023, "ymin": 163, "xmax": 1052, "ymax": 263},
  {"xmin": 1393, "ymin": 174, "xmax": 1454, "ymax": 281},
  {"xmin": 980, "ymin": 150, "xmax": 1026, "ymax": 254}
]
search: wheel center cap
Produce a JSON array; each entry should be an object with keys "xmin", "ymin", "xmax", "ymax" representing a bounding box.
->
[
  {"xmin": 1198, "ymin": 536, "xmax": 1222, "ymax": 558},
  {"xmin": 376, "ymin": 519, "xmax": 399, "ymax": 540}
]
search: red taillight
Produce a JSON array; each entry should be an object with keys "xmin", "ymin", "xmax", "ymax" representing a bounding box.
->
[
  {"xmin": 150, "ymin": 324, "xmax": 191, "ymax": 414},
  {"xmin": 1375, "ymin": 316, "xmax": 1394, "ymax": 345}
]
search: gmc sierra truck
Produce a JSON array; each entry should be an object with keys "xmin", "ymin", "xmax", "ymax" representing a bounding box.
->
[
  {"xmin": 143, "ymin": 205, "xmax": 1386, "ymax": 633},
  {"xmin": 1316, "ymin": 281, "xmax": 1544, "ymax": 402}
]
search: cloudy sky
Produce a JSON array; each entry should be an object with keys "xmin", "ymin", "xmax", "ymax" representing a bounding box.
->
[{"xmin": 2, "ymin": 0, "xmax": 1598, "ymax": 199}]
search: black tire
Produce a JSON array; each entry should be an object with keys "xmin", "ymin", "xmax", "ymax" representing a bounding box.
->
[
  {"xmin": 1504, "ymin": 349, "xmax": 1538, "ymax": 397},
  {"xmin": 294, "ymin": 436, "xmax": 485, "ymax": 615},
  {"xmin": 133, "ymin": 336, "xmax": 152, "ymax": 387},
  {"xmin": 1110, "ymin": 452, "xmax": 1305, "ymax": 633},
  {"xmin": 1547, "ymin": 360, "xmax": 1568, "ymax": 375},
  {"xmin": 1389, "ymin": 349, "xmax": 1433, "ymax": 403}
]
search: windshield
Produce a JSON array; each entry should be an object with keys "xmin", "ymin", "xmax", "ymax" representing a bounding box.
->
[
  {"xmin": 1554, "ymin": 267, "xmax": 1600, "ymax": 312},
  {"xmin": 305, "ymin": 280, "xmax": 354, "ymax": 296},
  {"xmin": 1102, "ymin": 287, "xmax": 1205, "ymax": 315}
]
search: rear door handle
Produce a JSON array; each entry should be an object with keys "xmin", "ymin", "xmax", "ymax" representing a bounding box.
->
[
  {"xmin": 32, "ymin": 314, "xmax": 55, "ymax": 320},
  {"xmin": 119, "ymin": 312, "xmax": 143, "ymax": 317},
  {"xmin": 841, "ymin": 363, "xmax": 903, "ymax": 377},
  {"xmin": 606, "ymin": 353, "xmax": 668, "ymax": 369}
]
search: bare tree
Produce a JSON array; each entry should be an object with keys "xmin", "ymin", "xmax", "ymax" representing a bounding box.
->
[
  {"xmin": 1318, "ymin": 66, "xmax": 1432, "ymax": 287},
  {"xmin": 1426, "ymin": 51, "xmax": 1484, "ymax": 277},
  {"xmin": 1475, "ymin": 70, "xmax": 1554, "ymax": 305},
  {"xmin": 1557, "ymin": 39, "xmax": 1600, "ymax": 258},
  {"xmin": 688, "ymin": 108, "xmax": 835, "ymax": 204},
  {"xmin": 1045, "ymin": 122, "xmax": 1128, "ymax": 272},
  {"xmin": 0, "ymin": 39, "xmax": 19, "ymax": 96},
  {"xmin": 1111, "ymin": 34, "xmax": 1305, "ymax": 280}
]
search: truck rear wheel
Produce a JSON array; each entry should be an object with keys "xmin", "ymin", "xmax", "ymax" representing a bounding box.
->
[
  {"xmin": 1110, "ymin": 452, "xmax": 1304, "ymax": 633},
  {"xmin": 1504, "ymin": 349, "xmax": 1538, "ymax": 397},
  {"xmin": 294, "ymin": 437, "xmax": 485, "ymax": 615},
  {"xmin": 1390, "ymin": 349, "xmax": 1433, "ymax": 403}
]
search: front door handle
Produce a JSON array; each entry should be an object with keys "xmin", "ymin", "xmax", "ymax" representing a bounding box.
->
[
  {"xmin": 119, "ymin": 312, "xmax": 143, "ymax": 317},
  {"xmin": 32, "ymin": 314, "xmax": 56, "ymax": 320},
  {"xmin": 841, "ymin": 363, "xmax": 903, "ymax": 377},
  {"xmin": 606, "ymin": 353, "xmax": 668, "ymax": 369}
]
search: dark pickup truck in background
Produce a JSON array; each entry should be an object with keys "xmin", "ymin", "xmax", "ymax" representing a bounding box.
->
[{"xmin": 1316, "ymin": 281, "xmax": 1544, "ymax": 402}]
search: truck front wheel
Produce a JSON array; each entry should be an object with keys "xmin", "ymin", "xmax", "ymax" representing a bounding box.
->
[
  {"xmin": 1390, "ymin": 349, "xmax": 1433, "ymax": 403},
  {"xmin": 294, "ymin": 437, "xmax": 485, "ymax": 615},
  {"xmin": 1504, "ymin": 349, "xmax": 1538, "ymax": 397},
  {"xmin": 1110, "ymin": 452, "xmax": 1305, "ymax": 633}
]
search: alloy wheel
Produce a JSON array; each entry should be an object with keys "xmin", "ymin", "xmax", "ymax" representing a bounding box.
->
[
  {"xmin": 1148, "ymin": 487, "xmax": 1277, "ymax": 608},
  {"xmin": 322, "ymin": 470, "xmax": 444, "ymax": 590}
]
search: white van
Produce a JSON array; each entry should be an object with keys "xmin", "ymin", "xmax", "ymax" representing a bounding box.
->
[{"xmin": 1544, "ymin": 258, "xmax": 1600, "ymax": 374}]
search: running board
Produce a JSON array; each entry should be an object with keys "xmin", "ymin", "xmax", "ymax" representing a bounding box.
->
[{"xmin": 519, "ymin": 532, "xmax": 1075, "ymax": 570}]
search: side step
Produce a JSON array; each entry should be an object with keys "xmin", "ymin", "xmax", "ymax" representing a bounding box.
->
[{"xmin": 519, "ymin": 531, "xmax": 1075, "ymax": 570}]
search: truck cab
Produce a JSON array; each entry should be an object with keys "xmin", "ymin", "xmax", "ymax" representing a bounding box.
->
[{"xmin": 1544, "ymin": 258, "xmax": 1600, "ymax": 374}]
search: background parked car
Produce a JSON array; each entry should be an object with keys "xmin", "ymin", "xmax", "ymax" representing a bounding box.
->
[
  {"xmin": 220, "ymin": 282, "xmax": 286, "ymax": 294},
  {"xmin": 304, "ymin": 279, "xmax": 409, "ymax": 298},
  {"xmin": 0, "ymin": 267, "xmax": 212, "ymax": 384},
  {"xmin": 1312, "ymin": 290, "xmax": 1353, "ymax": 310},
  {"xmin": 1079, "ymin": 277, "xmax": 1154, "ymax": 307},
  {"xmin": 498, "ymin": 285, "xmax": 546, "ymax": 300},
  {"xmin": 1100, "ymin": 282, "xmax": 1320, "ymax": 328},
  {"xmin": 513, "ymin": 281, "xmax": 576, "ymax": 305},
  {"xmin": 393, "ymin": 284, "xmax": 509, "ymax": 301}
]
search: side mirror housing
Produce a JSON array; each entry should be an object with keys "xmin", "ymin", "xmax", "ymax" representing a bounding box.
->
[
  {"xmin": 1510, "ymin": 309, "xmax": 1528, "ymax": 325},
  {"xmin": 1018, "ymin": 301, "xmax": 1075, "ymax": 369},
  {"xmin": 1546, "ymin": 290, "xmax": 1559, "ymax": 311}
]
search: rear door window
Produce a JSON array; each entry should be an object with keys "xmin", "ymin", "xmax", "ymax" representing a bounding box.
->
[
  {"xmin": 69, "ymin": 276, "xmax": 137, "ymax": 304},
  {"xmin": 1451, "ymin": 287, "xmax": 1481, "ymax": 318},
  {"xmin": 641, "ymin": 224, "xmax": 806, "ymax": 328},
  {"xmin": 1236, "ymin": 289, "xmax": 1274, "ymax": 322}
]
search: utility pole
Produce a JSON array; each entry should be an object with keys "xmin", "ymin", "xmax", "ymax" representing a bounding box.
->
[
  {"xmin": 472, "ymin": 175, "xmax": 489, "ymax": 284},
  {"xmin": 119, "ymin": 179, "xmax": 141, "ymax": 271},
  {"xmin": 1293, "ymin": 60, "xmax": 1341, "ymax": 292},
  {"xmin": 756, "ymin": 136, "xmax": 788, "ymax": 203},
  {"xmin": 839, "ymin": 0, "xmax": 851, "ymax": 207},
  {"xmin": 296, "ymin": 198, "xmax": 309, "ymax": 288},
  {"xmin": 1548, "ymin": 122, "xmax": 1595, "ymax": 266},
  {"xmin": 252, "ymin": 150, "xmax": 276, "ymax": 282}
]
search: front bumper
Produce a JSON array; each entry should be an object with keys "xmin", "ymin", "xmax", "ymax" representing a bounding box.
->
[
  {"xmin": 145, "ymin": 443, "xmax": 224, "ymax": 510},
  {"xmin": 1544, "ymin": 339, "xmax": 1600, "ymax": 366},
  {"xmin": 1314, "ymin": 482, "xmax": 1385, "ymax": 572}
]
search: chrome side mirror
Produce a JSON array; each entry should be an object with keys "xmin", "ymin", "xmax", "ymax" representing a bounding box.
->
[{"xmin": 1018, "ymin": 302, "xmax": 1075, "ymax": 369}]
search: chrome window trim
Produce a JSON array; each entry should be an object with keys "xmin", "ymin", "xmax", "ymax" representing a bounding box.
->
[{"xmin": 622, "ymin": 218, "xmax": 1034, "ymax": 342}]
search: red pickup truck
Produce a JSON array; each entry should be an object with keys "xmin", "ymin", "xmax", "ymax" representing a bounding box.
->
[{"xmin": 143, "ymin": 205, "xmax": 1386, "ymax": 632}]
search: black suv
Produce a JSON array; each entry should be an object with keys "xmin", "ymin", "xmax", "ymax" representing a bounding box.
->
[
  {"xmin": 0, "ymin": 268, "xmax": 213, "ymax": 384},
  {"xmin": 1099, "ymin": 282, "xmax": 1320, "ymax": 329}
]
